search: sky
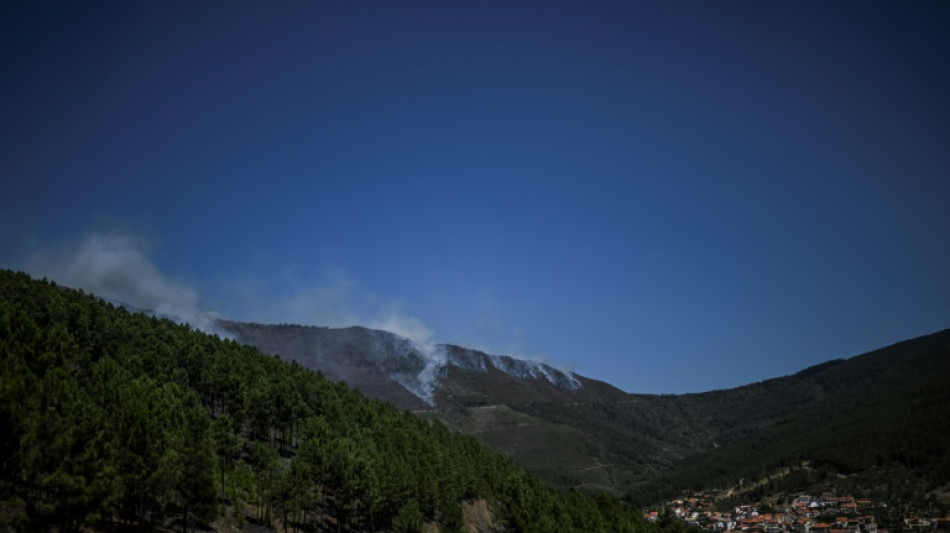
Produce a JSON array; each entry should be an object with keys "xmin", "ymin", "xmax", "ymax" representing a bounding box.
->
[{"xmin": 2, "ymin": 2, "xmax": 948, "ymax": 394}]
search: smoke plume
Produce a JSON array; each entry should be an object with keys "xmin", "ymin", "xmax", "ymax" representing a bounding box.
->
[
  {"xmin": 21, "ymin": 232, "xmax": 227, "ymax": 336},
  {"xmin": 19, "ymin": 230, "xmax": 579, "ymax": 403}
]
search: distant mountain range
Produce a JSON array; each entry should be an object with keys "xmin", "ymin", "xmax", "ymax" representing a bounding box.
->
[{"xmin": 217, "ymin": 320, "xmax": 950, "ymax": 506}]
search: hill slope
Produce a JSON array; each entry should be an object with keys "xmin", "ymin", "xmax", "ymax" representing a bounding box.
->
[
  {"xmin": 0, "ymin": 270, "xmax": 662, "ymax": 532},
  {"xmin": 218, "ymin": 321, "xmax": 681, "ymax": 491},
  {"xmin": 634, "ymin": 329, "xmax": 950, "ymax": 507},
  {"xmin": 219, "ymin": 319, "xmax": 950, "ymax": 504}
]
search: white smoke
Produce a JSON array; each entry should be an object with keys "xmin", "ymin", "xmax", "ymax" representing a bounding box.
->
[
  {"xmin": 369, "ymin": 309, "xmax": 433, "ymax": 345},
  {"xmin": 21, "ymin": 232, "xmax": 228, "ymax": 336},
  {"xmin": 243, "ymin": 267, "xmax": 365, "ymax": 329},
  {"xmin": 485, "ymin": 354, "xmax": 581, "ymax": 389},
  {"xmin": 230, "ymin": 268, "xmax": 433, "ymax": 336},
  {"xmin": 225, "ymin": 269, "xmax": 456, "ymax": 402},
  {"xmin": 369, "ymin": 310, "xmax": 449, "ymax": 404},
  {"xmin": 19, "ymin": 230, "xmax": 580, "ymax": 404},
  {"xmin": 387, "ymin": 343, "xmax": 447, "ymax": 405}
]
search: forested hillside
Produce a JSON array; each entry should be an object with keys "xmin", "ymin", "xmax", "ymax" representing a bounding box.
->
[
  {"xmin": 215, "ymin": 303, "xmax": 950, "ymax": 505},
  {"xmin": 631, "ymin": 329, "xmax": 950, "ymax": 510},
  {"xmin": 0, "ymin": 270, "xmax": 670, "ymax": 533}
]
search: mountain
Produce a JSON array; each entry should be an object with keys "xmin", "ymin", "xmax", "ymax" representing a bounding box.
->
[
  {"xmin": 217, "ymin": 321, "xmax": 435, "ymax": 410},
  {"xmin": 11, "ymin": 268, "xmax": 946, "ymax": 521},
  {"xmin": 634, "ymin": 329, "xmax": 950, "ymax": 507},
  {"xmin": 0, "ymin": 269, "xmax": 663, "ymax": 532},
  {"xmin": 217, "ymin": 320, "xmax": 587, "ymax": 410},
  {"xmin": 218, "ymin": 320, "xmax": 950, "ymax": 507},
  {"xmin": 216, "ymin": 321, "xmax": 657, "ymax": 490}
]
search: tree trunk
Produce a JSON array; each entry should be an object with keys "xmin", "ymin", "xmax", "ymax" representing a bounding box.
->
[{"xmin": 220, "ymin": 457, "xmax": 226, "ymax": 501}]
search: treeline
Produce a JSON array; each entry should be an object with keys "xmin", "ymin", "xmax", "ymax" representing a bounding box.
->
[{"xmin": 0, "ymin": 269, "xmax": 667, "ymax": 532}]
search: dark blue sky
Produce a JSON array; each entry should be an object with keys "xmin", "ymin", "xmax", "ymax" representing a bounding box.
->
[{"xmin": 2, "ymin": 2, "xmax": 948, "ymax": 393}]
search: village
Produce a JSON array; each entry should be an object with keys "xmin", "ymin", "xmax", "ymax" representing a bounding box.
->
[{"xmin": 645, "ymin": 493, "xmax": 950, "ymax": 533}]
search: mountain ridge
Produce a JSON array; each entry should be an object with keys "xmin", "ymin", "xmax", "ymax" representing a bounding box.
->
[
  {"xmin": 218, "ymin": 317, "xmax": 950, "ymax": 502},
  {"xmin": 52, "ymin": 289, "xmax": 950, "ymax": 504},
  {"xmin": 216, "ymin": 319, "xmax": 586, "ymax": 410}
]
